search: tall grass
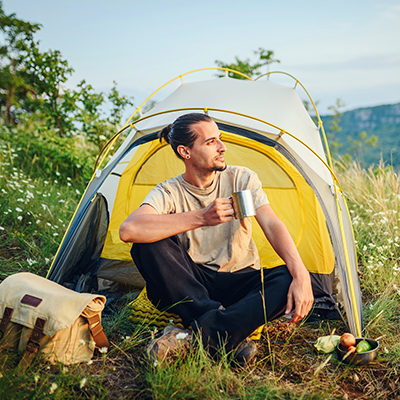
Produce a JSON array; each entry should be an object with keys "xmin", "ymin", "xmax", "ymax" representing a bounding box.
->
[{"xmin": 1, "ymin": 132, "xmax": 400, "ymax": 399}]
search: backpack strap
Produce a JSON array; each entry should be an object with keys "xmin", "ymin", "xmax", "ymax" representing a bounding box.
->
[
  {"xmin": 87, "ymin": 314, "xmax": 110, "ymax": 350},
  {"xmin": 18, "ymin": 317, "xmax": 46, "ymax": 374},
  {"xmin": 0, "ymin": 307, "xmax": 14, "ymax": 339}
]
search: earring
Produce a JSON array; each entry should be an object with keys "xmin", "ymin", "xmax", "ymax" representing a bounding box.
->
[{"xmin": 186, "ymin": 155, "xmax": 190, "ymax": 159}]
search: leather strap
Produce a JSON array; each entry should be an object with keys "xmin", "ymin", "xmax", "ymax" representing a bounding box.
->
[
  {"xmin": 87, "ymin": 314, "xmax": 110, "ymax": 350},
  {"xmin": 0, "ymin": 307, "xmax": 14, "ymax": 339},
  {"xmin": 18, "ymin": 317, "xmax": 46, "ymax": 374}
]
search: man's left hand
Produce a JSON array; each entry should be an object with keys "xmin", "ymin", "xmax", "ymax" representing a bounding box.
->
[{"xmin": 285, "ymin": 273, "xmax": 314, "ymax": 324}]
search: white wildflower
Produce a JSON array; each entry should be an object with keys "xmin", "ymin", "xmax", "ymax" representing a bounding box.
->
[
  {"xmin": 80, "ymin": 378, "xmax": 87, "ymax": 389},
  {"xmin": 153, "ymin": 360, "xmax": 158, "ymax": 367},
  {"xmin": 15, "ymin": 207, "xmax": 22, "ymax": 212},
  {"xmin": 67, "ymin": 182, "xmax": 71, "ymax": 186},
  {"xmin": 76, "ymin": 189, "xmax": 80, "ymax": 195},
  {"xmin": 99, "ymin": 347, "xmax": 108, "ymax": 354},
  {"xmin": 27, "ymin": 258, "xmax": 38, "ymax": 266},
  {"xmin": 79, "ymin": 339, "xmax": 86, "ymax": 345},
  {"xmin": 53, "ymin": 233, "xmax": 59, "ymax": 237},
  {"xmin": 34, "ymin": 375, "xmax": 39, "ymax": 383},
  {"xmin": 45, "ymin": 258, "xmax": 50, "ymax": 264},
  {"xmin": 17, "ymin": 198, "xmax": 24, "ymax": 202},
  {"xmin": 0, "ymin": 227, "xmax": 4, "ymax": 231},
  {"xmin": 87, "ymin": 360, "xmax": 93, "ymax": 365},
  {"xmin": 49, "ymin": 382, "xmax": 58, "ymax": 394},
  {"xmin": 67, "ymin": 177, "xmax": 71, "ymax": 181},
  {"xmin": 175, "ymin": 332, "xmax": 189, "ymax": 340},
  {"xmin": 36, "ymin": 220, "xmax": 40, "ymax": 224},
  {"xmin": 44, "ymin": 181, "xmax": 49, "ymax": 184},
  {"xmin": 17, "ymin": 216, "xmax": 22, "ymax": 221},
  {"xmin": 55, "ymin": 171, "xmax": 60, "ymax": 176}
]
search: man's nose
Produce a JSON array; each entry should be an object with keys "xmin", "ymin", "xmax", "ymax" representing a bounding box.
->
[{"xmin": 218, "ymin": 139, "xmax": 227, "ymax": 152}]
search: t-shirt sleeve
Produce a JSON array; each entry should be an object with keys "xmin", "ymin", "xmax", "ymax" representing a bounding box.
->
[
  {"xmin": 247, "ymin": 169, "xmax": 269, "ymax": 209},
  {"xmin": 141, "ymin": 183, "xmax": 175, "ymax": 214}
]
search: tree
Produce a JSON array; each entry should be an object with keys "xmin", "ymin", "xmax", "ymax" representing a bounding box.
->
[
  {"xmin": 23, "ymin": 44, "xmax": 75, "ymax": 135},
  {"xmin": 0, "ymin": 1, "xmax": 41, "ymax": 124},
  {"xmin": 326, "ymin": 98, "xmax": 346, "ymax": 158},
  {"xmin": 215, "ymin": 48, "xmax": 280, "ymax": 79},
  {"xmin": 107, "ymin": 81, "xmax": 134, "ymax": 129}
]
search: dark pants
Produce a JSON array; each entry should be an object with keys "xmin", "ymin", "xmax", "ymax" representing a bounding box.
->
[{"xmin": 131, "ymin": 235, "xmax": 292, "ymax": 353}]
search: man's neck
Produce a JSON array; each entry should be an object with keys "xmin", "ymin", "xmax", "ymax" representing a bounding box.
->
[{"xmin": 182, "ymin": 169, "xmax": 216, "ymax": 189}]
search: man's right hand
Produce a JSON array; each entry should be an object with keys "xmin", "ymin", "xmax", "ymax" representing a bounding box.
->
[{"xmin": 202, "ymin": 198, "xmax": 234, "ymax": 226}]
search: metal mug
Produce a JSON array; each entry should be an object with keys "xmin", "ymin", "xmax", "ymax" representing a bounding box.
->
[{"xmin": 230, "ymin": 190, "xmax": 256, "ymax": 219}]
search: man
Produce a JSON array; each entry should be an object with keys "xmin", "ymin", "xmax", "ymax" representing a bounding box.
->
[{"xmin": 120, "ymin": 113, "xmax": 313, "ymax": 362}]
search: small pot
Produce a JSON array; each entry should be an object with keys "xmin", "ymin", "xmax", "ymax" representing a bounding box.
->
[{"xmin": 337, "ymin": 337, "xmax": 379, "ymax": 365}]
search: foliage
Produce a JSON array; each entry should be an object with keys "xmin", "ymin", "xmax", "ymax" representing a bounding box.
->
[
  {"xmin": 215, "ymin": 48, "xmax": 280, "ymax": 79},
  {"xmin": 107, "ymin": 80, "xmax": 135, "ymax": 129},
  {"xmin": 0, "ymin": 1, "xmax": 41, "ymax": 124},
  {"xmin": 23, "ymin": 44, "xmax": 75, "ymax": 136},
  {"xmin": 325, "ymin": 98, "xmax": 345, "ymax": 158},
  {"xmin": 0, "ymin": 119, "xmax": 96, "ymax": 184}
]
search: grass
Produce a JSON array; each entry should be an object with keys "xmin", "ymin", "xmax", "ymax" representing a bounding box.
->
[{"xmin": 1, "ymin": 137, "xmax": 400, "ymax": 399}]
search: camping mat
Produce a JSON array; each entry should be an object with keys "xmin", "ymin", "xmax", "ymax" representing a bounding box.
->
[{"xmin": 128, "ymin": 287, "xmax": 264, "ymax": 340}]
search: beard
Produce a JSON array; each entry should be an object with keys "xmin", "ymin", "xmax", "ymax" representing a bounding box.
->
[{"xmin": 212, "ymin": 163, "xmax": 227, "ymax": 172}]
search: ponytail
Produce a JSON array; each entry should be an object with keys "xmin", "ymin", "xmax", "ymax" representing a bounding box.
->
[{"xmin": 158, "ymin": 113, "xmax": 213, "ymax": 159}]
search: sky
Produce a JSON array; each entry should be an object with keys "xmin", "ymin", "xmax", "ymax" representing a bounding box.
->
[{"xmin": 4, "ymin": 0, "xmax": 400, "ymax": 115}]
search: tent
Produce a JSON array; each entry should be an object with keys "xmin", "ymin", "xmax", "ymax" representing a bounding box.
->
[{"xmin": 46, "ymin": 68, "xmax": 363, "ymax": 337}]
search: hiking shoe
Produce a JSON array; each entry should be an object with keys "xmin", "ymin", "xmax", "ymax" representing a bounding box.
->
[
  {"xmin": 234, "ymin": 338, "xmax": 258, "ymax": 365},
  {"xmin": 147, "ymin": 325, "xmax": 192, "ymax": 361}
]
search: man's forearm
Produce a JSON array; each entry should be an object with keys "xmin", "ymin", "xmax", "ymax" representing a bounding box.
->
[{"xmin": 119, "ymin": 210, "xmax": 204, "ymax": 243}]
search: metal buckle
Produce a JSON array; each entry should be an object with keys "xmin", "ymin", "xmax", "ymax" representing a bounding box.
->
[{"xmin": 26, "ymin": 339, "xmax": 40, "ymax": 354}]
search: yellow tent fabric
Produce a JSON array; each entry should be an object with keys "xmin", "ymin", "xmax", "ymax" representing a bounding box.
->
[{"xmin": 101, "ymin": 131, "xmax": 334, "ymax": 275}]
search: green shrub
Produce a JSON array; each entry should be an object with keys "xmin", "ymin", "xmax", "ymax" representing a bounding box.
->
[{"xmin": 0, "ymin": 118, "xmax": 97, "ymax": 185}]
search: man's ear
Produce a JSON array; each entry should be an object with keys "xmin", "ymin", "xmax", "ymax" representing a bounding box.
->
[{"xmin": 177, "ymin": 145, "xmax": 189, "ymax": 159}]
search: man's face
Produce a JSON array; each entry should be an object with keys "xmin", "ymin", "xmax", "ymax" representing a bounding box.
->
[{"xmin": 187, "ymin": 120, "xmax": 227, "ymax": 173}]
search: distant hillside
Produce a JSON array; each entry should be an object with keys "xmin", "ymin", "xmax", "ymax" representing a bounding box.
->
[{"xmin": 321, "ymin": 103, "xmax": 400, "ymax": 170}]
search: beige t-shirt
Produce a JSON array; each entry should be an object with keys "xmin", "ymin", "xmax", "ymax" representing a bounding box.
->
[{"xmin": 142, "ymin": 166, "xmax": 269, "ymax": 272}]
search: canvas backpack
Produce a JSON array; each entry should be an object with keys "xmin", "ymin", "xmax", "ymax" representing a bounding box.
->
[{"xmin": 0, "ymin": 272, "xmax": 109, "ymax": 371}]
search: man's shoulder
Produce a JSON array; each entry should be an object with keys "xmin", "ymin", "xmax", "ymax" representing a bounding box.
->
[
  {"xmin": 224, "ymin": 165, "xmax": 256, "ymax": 177},
  {"xmin": 155, "ymin": 175, "xmax": 183, "ymax": 191}
]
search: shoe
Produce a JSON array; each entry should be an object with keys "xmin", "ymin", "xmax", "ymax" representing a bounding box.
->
[
  {"xmin": 234, "ymin": 338, "xmax": 258, "ymax": 365},
  {"xmin": 147, "ymin": 325, "xmax": 192, "ymax": 360}
]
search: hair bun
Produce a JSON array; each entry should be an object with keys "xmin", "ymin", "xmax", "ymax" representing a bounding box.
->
[{"xmin": 158, "ymin": 124, "xmax": 173, "ymax": 144}]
